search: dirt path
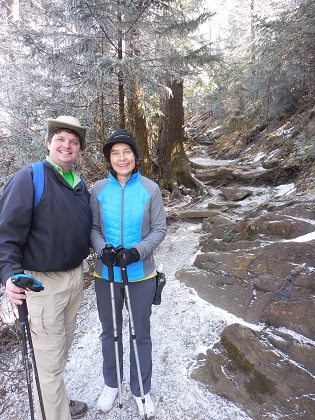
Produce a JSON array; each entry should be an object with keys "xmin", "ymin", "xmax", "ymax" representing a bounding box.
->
[{"xmin": 64, "ymin": 221, "xmax": 252, "ymax": 420}]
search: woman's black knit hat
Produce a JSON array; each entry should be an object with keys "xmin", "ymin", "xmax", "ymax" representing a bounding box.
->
[{"xmin": 103, "ymin": 129, "xmax": 139, "ymax": 160}]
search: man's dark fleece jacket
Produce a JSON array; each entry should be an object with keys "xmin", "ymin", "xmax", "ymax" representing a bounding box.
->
[{"xmin": 0, "ymin": 160, "xmax": 92, "ymax": 284}]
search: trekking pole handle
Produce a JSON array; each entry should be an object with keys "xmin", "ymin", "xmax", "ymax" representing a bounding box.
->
[
  {"xmin": 11, "ymin": 274, "xmax": 44, "ymax": 292},
  {"xmin": 103, "ymin": 244, "xmax": 116, "ymax": 283},
  {"xmin": 114, "ymin": 245, "xmax": 128, "ymax": 285},
  {"xmin": 115, "ymin": 245, "xmax": 124, "ymax": 253},
  {"xmin": 105, "ymin": 244, "xmax": 114, "ymax": 251},
  {"xmin": 100, "ymin": 244, "xmax": 117, "ymax": 272}
]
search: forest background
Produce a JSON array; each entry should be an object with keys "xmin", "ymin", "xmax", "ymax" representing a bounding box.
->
[
  {"xmin": 0, "ymin": 0, "xmax": 314, "ymax": 196},
  {"xmin": 1, "ymin": 0, "xmax": 315, "ymax": 418}
]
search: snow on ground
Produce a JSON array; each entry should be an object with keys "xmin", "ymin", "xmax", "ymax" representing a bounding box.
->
[
  {"xmin": 67, "ymin": 174, "xmax": 310, "ymax": 420},
  {"xmin": 1, "ymin": 155, "xmax": 312, "ymax": 419},
  {"xmin": 0, "ymin": 179, "xmax": 303, "ymax": 420},
  {"xmin": 286, "ymin": 231, "xmax": 315, "ymax": 243},
  {"xmin": 189, "ymin": 155, "xmax": 297, "ymax": 211},
  {"xmin": 274, "ymin": 183, "xmax": 296, "ymax": 197},
  {"xmin": 64, "ymin": 222, "xmax": 254, "ymax": 420},
  {"xmin": 189, "ymin": 157, "xmax": 235, "ymax": 166}
]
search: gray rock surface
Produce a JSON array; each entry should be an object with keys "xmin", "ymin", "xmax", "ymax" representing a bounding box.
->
[{"xmin": 176, "ymin": 157, "xmax": 315, "ymax": 418}]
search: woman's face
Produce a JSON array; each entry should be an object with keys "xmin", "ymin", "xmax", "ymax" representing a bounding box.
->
[{"xmin": 110, "ymin": 142, "xmax": 136, "ymax": 184}]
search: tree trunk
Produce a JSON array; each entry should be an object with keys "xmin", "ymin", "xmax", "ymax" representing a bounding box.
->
[
  {"xmin": 128, "ymin": 82, "xmax": 152, "ymax": 179},
  {"xmin": 94, "ymin": 36, "xmax": 107, "ymax": 151},
  {"xmin": 127, "ymin": 30, "xmax": 152, "ymax": 179},
  {"xmin": 117, "ymin": 14, "xmax": 125, "ymax": 128},
  {"xmin": 158, "ymin": 80, "xmax": 196, "ymax": 192}
]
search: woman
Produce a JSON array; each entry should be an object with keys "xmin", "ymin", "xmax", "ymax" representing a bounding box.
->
[{"xmin": 90, "ymin": 129, "xmax": 166, "ymax": 418}]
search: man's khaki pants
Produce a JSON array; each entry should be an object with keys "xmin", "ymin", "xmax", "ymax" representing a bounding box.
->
[{"xmin": 26, "ymin": 264, "xmax": 84, "ymax": 420}]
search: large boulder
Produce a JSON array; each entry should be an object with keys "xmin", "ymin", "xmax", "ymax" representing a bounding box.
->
[{"xmin": 191, "ymin": 323, "xmax": 315, "ymax": 418}]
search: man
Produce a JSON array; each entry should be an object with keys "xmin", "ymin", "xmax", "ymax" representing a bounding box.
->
[{"xmin": 0, "ymin": 116, "xmax": 93, "ymax": 419}]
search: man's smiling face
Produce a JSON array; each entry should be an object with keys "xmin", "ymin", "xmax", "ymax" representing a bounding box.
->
[{"xmin": 47, "ymin": 130, "xmax": 82, "ymax": 172}]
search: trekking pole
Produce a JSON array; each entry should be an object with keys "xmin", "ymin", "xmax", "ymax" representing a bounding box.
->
[
  {"xmin": 11, "ymin": 274, "xmax": 46, "ymax": 420},
  {"xmin": 121, "ymin": 267, "xmax": 148, "ymax": 420},
  {"xmin": 17, "ymin": 300, "xmax": 34, "ymax": 419},
  {"xmin": 104, "ymin": 245, "xmax": 124, "ymax": 419}
]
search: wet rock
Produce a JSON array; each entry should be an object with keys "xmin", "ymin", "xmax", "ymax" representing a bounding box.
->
[
  {"xmin": 220, "ymin": 187, "xmax": 253, "ymax": 201},
  {"xmin": 176, "ymin": 267, "xmax": 255, "ymax": 319},
  {"xmin": 201, "ymin": 214, "xmax": 236, "ymax": 240},
  {"xmin": 266, "ymin": 299, "xmax": 315, "ymax": 340},
  {"xmin": 207, "ymin": 200, "xmax": 242, "ymax": 210},
  {"xmin": 232, "ymin": 213, "xmax": 315, "ymax": 241},
  {"xmin": 191, "ymin": 324, "xmax": 315, "ymax": 418},
  {"xmin": 195, "ymin": 166, "xmax": 236, "ymax": 184},
  {"xmin": 175, "ymin": 210, "xmax": 221, "ymax": 219},
  {"xmin": 178, "ymin": 193, "xmax": 315, "ymax": 417},
  {"xmin": 195, "ymin": 163, "xmax": 294, "ymax": 186},
  {"xmin": 268, "ymin": 329, "xmax": 315, "ymax": 376},
  {"xmin": 188, "ymin": 240, "xmax": 314, "ymax": 323},
  {"xmin": 185, "ymin": 115, "xmax": 315, "ymax": 418}
]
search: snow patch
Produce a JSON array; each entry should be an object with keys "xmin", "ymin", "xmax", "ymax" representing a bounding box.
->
[
  {"xmin": 64, "ymin": 222, "xmax": 252, "ymax": 419},
  {"xmin": 285, "ymin": 231, "xmax": 315, "ymax": 243}
]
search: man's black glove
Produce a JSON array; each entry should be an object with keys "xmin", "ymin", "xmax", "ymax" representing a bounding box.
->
[
  {"xmin": 100, "ymin": 244, "xmax": 116, "ymax": 267},
  {"xmin": 115, "ymin": 247, "xmax": 140, "ymax": 268}
]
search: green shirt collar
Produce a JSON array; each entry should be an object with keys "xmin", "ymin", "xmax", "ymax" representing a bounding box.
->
[{"xmin": 45, "ymin": 156, "xmax": 81, "ymax": 187}]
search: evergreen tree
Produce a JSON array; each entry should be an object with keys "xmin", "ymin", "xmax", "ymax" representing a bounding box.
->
[{"xmin": 153, "ymin": 0, "xmax": 217, "ymax": 192}]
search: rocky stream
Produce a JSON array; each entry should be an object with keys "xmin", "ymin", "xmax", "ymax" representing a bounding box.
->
[{"xmin": 168, "ymin": 130, "xmax": 315, "ymax": 419}]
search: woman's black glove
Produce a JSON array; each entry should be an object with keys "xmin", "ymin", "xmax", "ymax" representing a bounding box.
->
[
  {"xmin": 115, "ymin": 247, "xmax": 140, "ymax": 268},
  {"xmin": 100, "ymin": 244, "xmax": 116, "ymax": 267}
]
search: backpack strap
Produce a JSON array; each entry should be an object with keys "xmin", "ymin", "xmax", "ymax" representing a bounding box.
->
[
  {"xmin": 80, "ymin": 179, "xmax": 86, "ymax": 190},
  {"xmin": 32, "ymin": 162, "xmax": 85, "ymax": 210},
  {"xmin": 32, "ymin": 162, "xmax": 45, "ymax": 210}
]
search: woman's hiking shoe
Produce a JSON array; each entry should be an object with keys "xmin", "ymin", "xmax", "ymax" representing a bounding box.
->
[
  {"xmin": 133, "ymin": 392, "xmax": 155, "ymax": 418},
  {"xmin": 96, "ymin": 385, "xmax": 118, "ymax": 412},
  {"xmin": 69, "ymin": 400, "xmax": 88, "ymax": 418}
]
